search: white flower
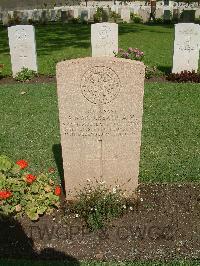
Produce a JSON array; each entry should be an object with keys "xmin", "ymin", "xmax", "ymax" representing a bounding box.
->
[
  {"xmin": 112, "ymin": 187, "xmax": 117, "ymax": 194},
  {"xmin": 123, "ymin": 205, "xmax": 126, "ymax": 209},
  {"xmin": 140, "ymin": 198, "xmax": 144, "ymax": 202},
  {"xmin": 75, "ymin": 214, "xmax": 79, "ymax": 218},
  {"xmin": 130, "ymin": 206, "xmax": 133, "ymax": 211},
  {"xmin": 91, "ymin": 208, "xmax": 93, "ymax": 211}
]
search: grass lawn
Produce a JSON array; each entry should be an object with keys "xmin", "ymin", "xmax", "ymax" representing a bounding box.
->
[
  {"xmin": 0, "ymin": 23, "xmax": 174, "ymax": 76},
  {"xmin": 1, "ymin": 82, "xmax": 200, "ymax": 183},
  {"xmin": 0, "ymin": 260, "xmax": 200, "ymax": 266}
]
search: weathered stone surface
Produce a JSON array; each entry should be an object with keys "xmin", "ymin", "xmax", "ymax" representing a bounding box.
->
[
  {"xmin": 172, "ymin": 23, "xmax": 200, "ymax": 73},
  {"xmin": 56, "ymin": 57, "xmax": 145, "ymax": 199},
  {"xmin": 91, "ymin": 22, "xmax": 118, "ymax": 57},
  {"xmin": 121, "ymin": 7, "xmax": 131, "ymax": 23},
  {"xmin": 8, "ymin": 25, "xmax": 38, "ymax": 77}
]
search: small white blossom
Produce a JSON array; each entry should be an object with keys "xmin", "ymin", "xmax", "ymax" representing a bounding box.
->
[
  {"xmin": 129, "ymin": 206, "xmax": 133, "ymax": 211},
  {"xmin": 140, "ymin": 198, "xmax": 144, "ymax": 202},
  {"xmin": 123, "ymin": 205, "xmax": 126, "ymax": 209},
  {"xmin": 112, "ymin": 187, "xmax": 117, "ymax": 194},
  {"xmin": 75, "ymin": 214, "xmax": 79, "ymax": 218}
]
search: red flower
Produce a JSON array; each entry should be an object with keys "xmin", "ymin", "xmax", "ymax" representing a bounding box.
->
[
  {"xmin": 16, "ymin": 160, "xmax": 28, "ymax": 170},
  {"xmin": 26, "ymin": 174, "xmax": 37, "ymax": 184},
  {"xmin": 0, "ymin": 191, "xmax": 12, "ymax": 200},
  {"xmin": 54, "ymin": 186, "xmax": 61, "ymax": 196}
]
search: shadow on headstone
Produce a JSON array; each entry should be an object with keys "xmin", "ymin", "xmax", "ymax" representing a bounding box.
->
[
  {"xmin": 0, "ymin": 213, "xmax": 79, "ymax": 264},
  {"xmin": 52, "ymin": 143, "xmax": 65, "ymax": 195},
  {"xmin": 180, "ymin": 10, "xmax": 196, "ymax": 22}
]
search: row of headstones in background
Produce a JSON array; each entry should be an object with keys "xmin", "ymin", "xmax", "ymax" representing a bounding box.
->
[
  {"xmin": 7, "ymin": 22, "xmax": 200, "ymax": 77},
  {"xmin": 2, "ymin": 6, "xmax": 200, "ymax": 26}
]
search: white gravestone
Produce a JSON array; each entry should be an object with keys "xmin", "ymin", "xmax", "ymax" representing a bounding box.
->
[
  {"xmin": 91, "ymin": 23, "xmax": 118, "ymax": 57},
  {"xmin": 8, "ymin": 25, "xmax": 38, "ymax": 77},
  {"xmin": 172, "ymin": 23, "xmax": 200, "ymax": 73},
  {"xmin": 121, "ymin": 7, "xmax": 131, "ymax": 23}
]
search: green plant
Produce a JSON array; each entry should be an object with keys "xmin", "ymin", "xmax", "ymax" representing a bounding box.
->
[
  {"xmin": 14, "ymin": 67, "xmax": 37, "ymax": 82},
  {"xmin": 110, "ymin": 10, "xmax": 120, "ymax": 22},
  {"xmin": 131, "ymin": 13, "xmax": 143, "ymax": 23},
  {"xmin": 154, "ymin": 17, "xmax": 163, "ymax": 24},
  {"xmin": 115, "ymin": 47, "xmax": 144, "ymax": 61},
  {"xmin": 70, "ymin": 180, "xmax": 135, "ymax": 231},
  {"xmin": 145, "ymin": 65, "xmax": 163, "ymax": 79},
  {"xmin": 0, "ymin": 155, "xmax": 61, "ymax": 221}
]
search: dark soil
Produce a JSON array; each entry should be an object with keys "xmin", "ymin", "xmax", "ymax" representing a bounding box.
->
[
  {"xmin": 0, "ymin": 75, "xmax": 56, "ymax": 85},
  {"xmin": 1, "ymin": 183, "xmax": 200, "ymax": 262},
  {"xmin": 0, "ymin": 75, "xmax": 169, "ymax": 85}
]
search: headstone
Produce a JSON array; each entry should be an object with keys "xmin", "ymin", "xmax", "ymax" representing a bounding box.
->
[
  {"xmin": 163, "ymin": 9, "xmax": 171, "ymax": 21},
  {"xmin": 74, "ymin": 8, "xmax": 79, "ymax": 19},
  {"xmin": 172, "ymin": 23, "xmax": 200, "ymax": 73},
  {"xmin": 56, "ymin": 57, "xmax": 145, "ymax": 199},
  {"xmin": 2, "ymin": 12, "xmax": 11, "ymax": 26},
  {"xmin": 8, "ymin": 25, "xmax": 38, "ymax": 77},
  {"xmin": 61, "ymin": 10, "xmax": 74, "ymax": 22},
  {"xmin": 102, "ymin": 8, "xmax": 109, "ymax": 22},
  {"xmin": 138, "ymin": 8, "xmax": 150, "ymax": 23},
  {"xmin": 121, "ymin": 7, "xmax": 131, "ymax": 22},
  {"xmin": 180, "ymin": 10, "xmax": 196, "ymax": 22},
  {"xmin": 50, "ymin": 9, "xmax": 57, "ymax": 21},
  {"xmin": 40, "ymin": 10, "xmax": 48, "ymax": 24},
  {"xmin": 91, "ymin": 23, "xmax": 118, "ymax": 57},
  {"xmin": 195, "ymin": 8, "xmax": 200, "ymax": 19},
  {"xmin": 173, "ymin": 8, "xmax": 180, "ymax": 22},
  {"xmin": 80, "ymin": 10, "xmax": 88, "ymax": 22},
  {"xmin": 155, "ymin": 8, "xmax": 163, "ymax": 19},
  {"xmin": 164, "ymin": 0, "xmax": 169, "ymax": 6}
]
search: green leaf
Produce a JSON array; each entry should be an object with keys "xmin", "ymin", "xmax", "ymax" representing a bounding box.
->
[
  {"xmin": 0, "ymin": 155, "xmax": 12, "ymax": 172},
  {"xmin": 26, "ymin": 208, "xmax": 39, "ymax": 221},
  {"xmin": 37, "ymin": 206, "xmax": 47, "ymax": 215}
]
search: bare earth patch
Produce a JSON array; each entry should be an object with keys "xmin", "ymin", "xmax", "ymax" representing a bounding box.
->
[{"xmin": 0, "ymin": 183, "xmax": 200, "ymax": 261}]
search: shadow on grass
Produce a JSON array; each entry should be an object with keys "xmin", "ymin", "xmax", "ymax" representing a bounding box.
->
[
  {"xmin": 35, "ymin": 23, "xmax": 91, "ymax": 56},
  {"xmin": 0, "ymin": 213, "xmax": 79, "ymax": 264},
  {"xmin": 157, "ymin": 65, "xmax": 172, "ymax": 75},
  {"xmin": 52, "ymin": 143, "xmax": 65, "ymax": 195}
]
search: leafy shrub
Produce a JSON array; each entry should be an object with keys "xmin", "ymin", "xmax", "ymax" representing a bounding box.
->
[
  {"xmin": 145, "ymin": 65, "xmax": 163, "ymax": 79},
  {"xmin": 110, "ymin": 10, "xmax": 120, "ymax": 22},
  {"xmin": 70, "ymin": 180, "xmax": 135, "ymax": 231},
  {"xmin": 0, "ymin": 155, "xmax": 61, "ymax": 221},
  {"xmin": 154, "ymin": 17, "xmax": 163, "ymax": 24},
  {"xmin": 115, "ymin": 47, "xmax": 144, "ymax": 61},
  {"xmin": 167, "ymin": 70, "xmax": 200, "ymax": 83},
  {"xmin": 93, "ymin": 7, "xmax": 104, "ymax": 23},
  {"xmin": 130, "ymin": 13, "xmax": 143, "ymax": 23},
  {"xmin": 15, "ymin": 67, "xmax": 37, "ymax": 82}
]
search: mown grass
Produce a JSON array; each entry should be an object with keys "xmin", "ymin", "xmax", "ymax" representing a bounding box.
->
[
  {"xmin": 0, "ymin": 23, "xmax": 174, "ymax": 76},
  {"xmin": 1, "ymin": 82, "xmax": 200, "ymax": 183}
]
